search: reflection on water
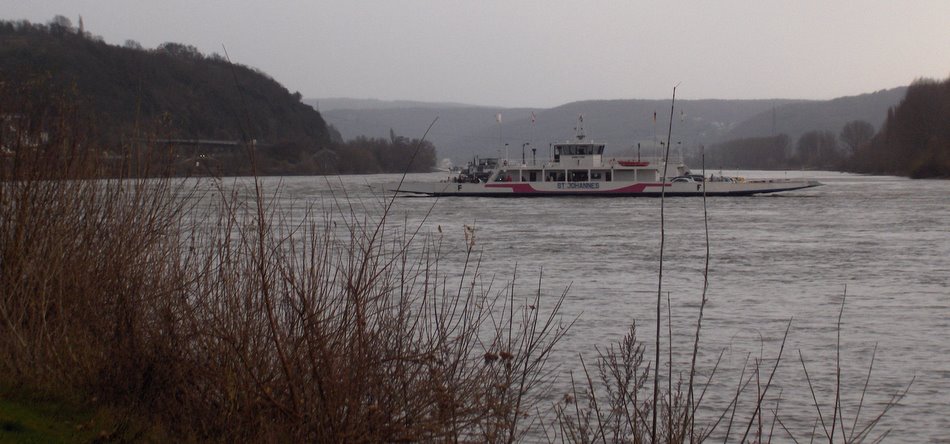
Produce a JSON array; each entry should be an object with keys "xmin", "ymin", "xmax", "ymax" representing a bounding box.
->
[{"xmin": 232, "ymin": 171, "xmax": 947, "ymax": 441}]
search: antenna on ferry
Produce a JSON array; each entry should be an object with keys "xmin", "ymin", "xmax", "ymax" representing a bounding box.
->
[
  {"xmin": 653, "ymin": 110, "xmax": 658, "ymax": 159},
  {"xmin": 575, "ymin": 114, "xmax": 586, "ymax": 141},
  {"xmin": 496, "ymin": 112, "xmax": 503, "ymax": 152}
]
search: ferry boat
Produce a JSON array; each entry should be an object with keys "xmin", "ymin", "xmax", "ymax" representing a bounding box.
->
[{"xmin": 388, "ymin": 120, "xmax": 820, "ymax": 197}]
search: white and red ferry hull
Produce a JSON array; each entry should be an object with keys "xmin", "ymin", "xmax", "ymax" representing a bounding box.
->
[{"xmin": 387, "ymin": 179, "xmax": 820, "ymax": 197}]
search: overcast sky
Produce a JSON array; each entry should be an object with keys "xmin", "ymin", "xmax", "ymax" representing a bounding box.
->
[{"xmin": 4, "ymin": 0, "xmax": 950, "ymax": 108}]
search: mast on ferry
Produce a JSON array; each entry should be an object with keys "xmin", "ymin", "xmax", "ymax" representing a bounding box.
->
[{"xmin": 574, "ymin": 114, "xmax": 586, "ymax": 141}]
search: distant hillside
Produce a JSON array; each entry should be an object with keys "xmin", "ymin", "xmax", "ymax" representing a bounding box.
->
[
  {"xmin": 0, "ymin": 18, "xmax": 335, "ymax": 175},
  {"xmin": 322, "ymin": 105, "xmax": 536, "ymax": 164},
  {"xmin": 320, "ymin": 99, "xmax": 798, "ymax": 164},
  {"xmin": 320, "ymin": 87, "xmax": 907, "ymax": 167},
  {"xmin": 722, "ymin": 87, "xmax": 907, "ymax": 142}
]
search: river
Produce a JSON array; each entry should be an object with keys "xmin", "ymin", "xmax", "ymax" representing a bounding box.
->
[{"xmin": 248, "ymin": 171, "xmax": 947, "ymax": 442}]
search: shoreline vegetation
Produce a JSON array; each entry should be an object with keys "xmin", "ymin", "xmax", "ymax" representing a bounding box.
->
[{"xmin": 1, "ymin": 69, "xmax": 915, "ymax": 442}]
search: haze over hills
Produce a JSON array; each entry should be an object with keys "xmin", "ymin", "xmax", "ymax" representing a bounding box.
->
[
  {"xmin": 315, "ymin": 88, "xmax": 906, "ymax": 164},
  {"xmin": 722, "ymin": 87, "xmax": 908, "ymax": 142},
  {"xmin": 317, "ymin": 99, "xmax": 798, "ymax": 164}
]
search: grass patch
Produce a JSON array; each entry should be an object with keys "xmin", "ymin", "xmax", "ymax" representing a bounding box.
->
[{"xmin": 0, "ymin": 390, "xmax": 148, "ymax": 443}]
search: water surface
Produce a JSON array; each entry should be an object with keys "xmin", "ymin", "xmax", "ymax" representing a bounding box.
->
[{"xmin": 259, "ymin": 171, "xmax": 948, "ymax": 441}]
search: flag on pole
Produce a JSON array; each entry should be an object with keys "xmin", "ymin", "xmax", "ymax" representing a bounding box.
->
[{"xmin": 496, "ymin": 113, "xmax": 502, "ymax": 124}]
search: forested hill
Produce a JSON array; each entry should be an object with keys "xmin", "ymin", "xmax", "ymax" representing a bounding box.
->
[
  {"xmin": 847, "ymin": 78, "xmax": 950, "ymax": 178},
  {"xmin": 0, "ymin": 18, "xmax": 373, "ymax": 175}
]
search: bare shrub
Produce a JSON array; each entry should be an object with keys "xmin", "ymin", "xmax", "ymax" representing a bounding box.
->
[{"xmin": 0, "ymin": 79, "xmax": 570, "ymax": 442}]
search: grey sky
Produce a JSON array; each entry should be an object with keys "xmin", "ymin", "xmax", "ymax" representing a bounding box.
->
[{"xmin": 4, "ymin": 0, "xmax": 949, "ymax": 108}]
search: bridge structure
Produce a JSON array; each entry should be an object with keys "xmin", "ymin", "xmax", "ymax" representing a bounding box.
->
[{"xmin": 149, "ymin": 139, "xmax": 268, "ymax": 150}]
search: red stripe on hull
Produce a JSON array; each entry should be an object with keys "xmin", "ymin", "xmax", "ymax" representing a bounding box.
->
[{"xmin": 483, "ymin": 182, "xmax": 669, "ymax": 194}]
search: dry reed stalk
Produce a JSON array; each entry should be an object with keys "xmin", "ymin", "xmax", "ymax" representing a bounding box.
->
[
  {"xmin": 1, "ymin": 79, "xmax": 572, "ymax": 442},
  {"xmin": 551, "ymin": 91, "xmax": 908, "ymax": 442}
]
